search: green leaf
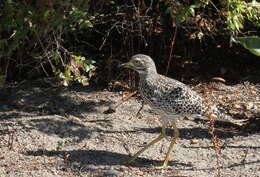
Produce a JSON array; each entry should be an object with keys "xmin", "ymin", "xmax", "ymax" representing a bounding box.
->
[
  {"xmin": 188, "ymin": 7, "xmax": 195, "ymax": 17},
  {"xmin": 82, "ymin": 20, "xmax": 93, "ymax": 28},
  {"xmin": 84, "ymin": 63, "xmax": 90, "ymax": 72},
  {"xmin": 234, "ymin": 36, "xmax": 260, "ymax": 56}
]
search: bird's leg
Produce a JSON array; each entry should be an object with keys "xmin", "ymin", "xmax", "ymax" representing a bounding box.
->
[
  {"xmin": 159, "ymin": 122, "xmax": 179, "ymax": 168},
  {"xmin": 124, "ymin": 126, "xmax": 166, "ymax": 164}
]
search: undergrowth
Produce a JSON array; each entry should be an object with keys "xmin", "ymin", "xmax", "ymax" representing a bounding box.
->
[{"xmin": 0, "ymin": 0, "xmax": 259, "ymax": 85}]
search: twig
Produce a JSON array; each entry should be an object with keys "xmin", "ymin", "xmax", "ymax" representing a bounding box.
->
[
  {"xmin": 145, "ymin": 0, "xmax": 154, "ymax": 16},
  {"xmin": 99, "ymin": 21, "xmax": 120, "ymax": 50},
  {"xmin": 112, "ymin": 91, "xmax": 137, "ymax": 109},
  {"xmin": 208, "ymin": 111, "xmax": 222, "ymax": 177},
  {"xmin": 136, "ymin": 100, "xmax": 144, "ymax": 116},
  {"xmin": 104, "ymin": 91, "xmax": 138, "ymax": 114},
  {"xmin": 7, "ymin": 130, "xmax": 20, "ymax": 150},
  {"xmin": 165, "ymin": 26, "xmax": 178, "ymax": 76},
  {"xmin": 240, "ymin": 149, "xmax": 249, "ymax": 164},
  {"xmin": 204, "ymin": 90, "xmax": 222, "ymax": 177}
]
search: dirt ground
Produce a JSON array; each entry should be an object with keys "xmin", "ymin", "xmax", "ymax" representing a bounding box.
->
[{"xmin": 0, "ymin": 79, "xmax": 260, "ymax": 177}]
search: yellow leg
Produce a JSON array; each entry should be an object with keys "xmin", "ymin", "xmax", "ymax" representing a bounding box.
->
[
  {"xmin": 124, "ymin": 126, "xmax": 166, "ymax": 164},
  {"xmin": 159, "ymin": 122, "xmax": 179, "ymax": 168}
]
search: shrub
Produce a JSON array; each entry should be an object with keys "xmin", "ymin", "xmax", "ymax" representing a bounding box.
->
[{"xmin": 0, "ymin": 0, "xmax": 95, "ymax": 85}]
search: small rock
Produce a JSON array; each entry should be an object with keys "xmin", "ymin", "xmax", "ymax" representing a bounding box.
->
[
  {"xmin": 190, "ymin": 138, "xmax": 200, "ymax": 144},
  {"xmin": 245, "ymin": 102, "xmax": 254, "ymax": 110},
  {"xmin": 84, "ymin": 164, "xmax": 98, "ymax": 170},
  {"xmin": 135, "ymin": 169, "xmax": 144, "ymax": 176},
  {"xmin": 233, "ymin": 104, "xmax": 242, "ymax": 109},
  {"xmin": 104, "ymin": 168, "xmax": 120, "ymax": 176},
  {"xmin": 70, "ymin": 116, "xmax": 81, "ymax": 122}
]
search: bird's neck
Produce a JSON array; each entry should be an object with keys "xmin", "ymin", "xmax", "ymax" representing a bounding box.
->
[{"xmin": 139, "ymin": 70, "xmax": 158, "ymax": 81}]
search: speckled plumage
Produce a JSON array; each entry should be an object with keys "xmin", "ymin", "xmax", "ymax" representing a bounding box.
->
[
  {"xmin": 130, "ymin": 54, "xmax": 226, "ymax": 124},
  {"xmin": 120, "ymin": 54, "xmax": 231, "ymax": 168},
  {"xmin": 139, "ymin": 73, "xmax": 207, "ymax": 119}
]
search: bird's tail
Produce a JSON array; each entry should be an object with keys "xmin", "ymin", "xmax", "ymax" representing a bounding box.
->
[{"xmin": 207, "ymin": 105, "xmax": 244, "ymax": 126}]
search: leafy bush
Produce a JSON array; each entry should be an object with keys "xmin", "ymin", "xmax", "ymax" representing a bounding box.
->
[
  {"xmin": 0, "ymin": 0, "xmax": 95, "ymax": 85},
  {"xmin": 0, "ymin": 0, "xmax": 259, "ymax": 85},
  {"xmin": 226, "ymin": 0, "xmax": 260, "ymax": 32},
  {"xmin": 163, "ymin": 0, "xmax": 260, "ymax": 35}
]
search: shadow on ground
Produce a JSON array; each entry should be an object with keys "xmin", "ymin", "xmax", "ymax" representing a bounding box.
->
[
  {"xmin": 0, "ymin": 84, "xmax": 114, "ymax": 120},
  {"xmin": 24, "ymin": 149, "xmax": 192, "ymax": 168},
  {"xmin": 24, "ymin": 147, "xmax": 260, "ymax": 172}
]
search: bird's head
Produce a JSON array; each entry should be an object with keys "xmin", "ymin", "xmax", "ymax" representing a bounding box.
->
[{"xmin": 119, "ymin": 54, "xmax": 157, "ymax": 75}]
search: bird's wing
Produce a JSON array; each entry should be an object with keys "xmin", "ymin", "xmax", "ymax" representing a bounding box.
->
[{"xmin": 150, "ymin": 75, "xmax": 206, "ymax": 115}]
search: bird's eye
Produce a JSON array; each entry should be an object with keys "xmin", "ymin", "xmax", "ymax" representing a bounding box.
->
[{"xmin": 133, "ymin": 60, "xmax": 141, "ymax": 65}]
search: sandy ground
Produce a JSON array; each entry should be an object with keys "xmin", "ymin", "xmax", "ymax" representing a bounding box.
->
[{"xmin": 0, "ymin": 80, "xmax": 260, "ymax": 177}]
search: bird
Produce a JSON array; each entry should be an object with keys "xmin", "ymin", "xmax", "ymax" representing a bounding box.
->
[{"xmin": 119, "ymin": 54, "xmax": 239, "ymax": 168}]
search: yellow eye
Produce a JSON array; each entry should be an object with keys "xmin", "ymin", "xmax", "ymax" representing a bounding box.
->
[{"xmin": 133, "ymin": 60, "xmax": 141, "ymax": 65}]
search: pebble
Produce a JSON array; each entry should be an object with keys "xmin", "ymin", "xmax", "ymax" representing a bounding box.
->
[
  {"xmin": 84, "ymin": 164, "xmax": 98, "ymax": 170},
  {"xmin": 104, "ymin": 168, "xmax": 120, "ymax": 176},
  {"xmin": 245, "ymin": 102, "xmax": 254, "ymax": 110},
  {"xmin": 190, "ymin": 138, "xmax": 200, "ymax": 144}
]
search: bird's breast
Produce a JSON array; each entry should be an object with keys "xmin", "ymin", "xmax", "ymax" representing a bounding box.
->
[{"xmin": 139, "ymin": 81, "xmax": 170, "ymax": 113}]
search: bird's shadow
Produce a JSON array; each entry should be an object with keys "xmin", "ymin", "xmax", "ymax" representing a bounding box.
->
[
  {"xmin": 24, "ymin": 144, "xmax": 260, "ymax": 172},
  {"xmin": 24, "ymin": 149, "xmax": 192, "ymax": 168}
]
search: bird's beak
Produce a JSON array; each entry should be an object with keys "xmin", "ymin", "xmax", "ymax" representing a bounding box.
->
[{"xmin": 118, "ymin": 61, "xmax": 133, "ymax": 69}]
